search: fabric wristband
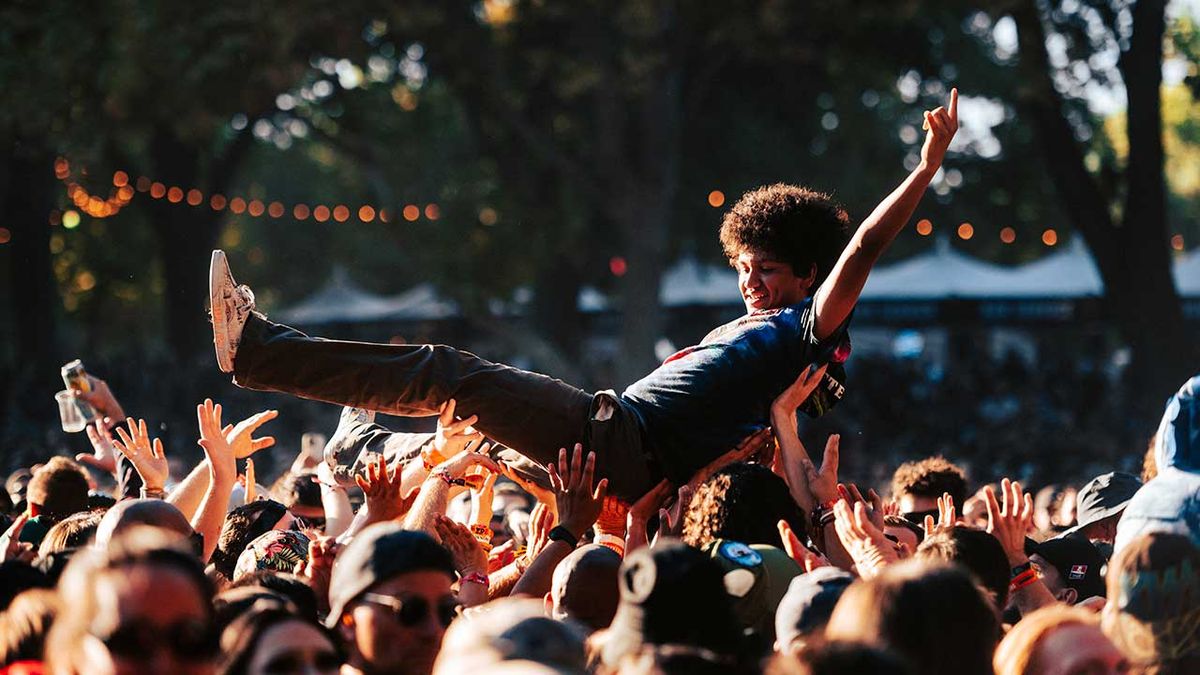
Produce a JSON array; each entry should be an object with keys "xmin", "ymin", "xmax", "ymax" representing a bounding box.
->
[
  {"xmin": 1010, "ymin": 561, "xmax": 1033, "ymax": 579},
  {"xmin": 547, "ymin": 525, "xmax": 579, "ymax": 549},
  {"xmin": 462, "ymin": 572, "xmax": 488, "ymax": 588},
  {"xmin": 595, "ymin": 533, "xmax": 626, "ymax": 556},
  {"xmin": 140, "ymin": 486, "xmax": 166, "ymax": 500},
  {"xmin": 435, "ymin": 469, "xmax": 468, "ymax": 487}
]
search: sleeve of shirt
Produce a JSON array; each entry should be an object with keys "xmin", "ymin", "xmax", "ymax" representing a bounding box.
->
[{"xmin": 798, "ymin": 302, "xmax": 852, "ymax": 418}]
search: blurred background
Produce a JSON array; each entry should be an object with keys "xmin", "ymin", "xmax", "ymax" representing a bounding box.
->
[{"xmin": 1, "ymin": 0, "xmax": 1198, "ymax": 489}]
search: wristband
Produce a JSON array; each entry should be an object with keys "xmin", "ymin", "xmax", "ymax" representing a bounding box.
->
[
  {"xmin": 595, "ymin": 533, "xmax": 626, "ymax": 556},
  {"xmin": 470, "ymin": 524, "xmax": 493, "ymax": 539},
  {"xmin": 1009, "ymin": 568, "xmax": 1039, "ymax": 592},
  {"xmin": 1010, "ymin": 561, "xmax": 1033, "ymax": 579},
  {"xmin": 547, "ymin": 525, "xmax": 580, "ymax": 549},
  {"xmin": 462, "ymin": 572, "xmax": 489, "ymax": 588},
  {"xmin": 434, "ymin": 469, "xmax": 468, "ymax": 487},
  {"xmin": 140, "ymin": 486, "xmax": 166, "ymax": 500}
]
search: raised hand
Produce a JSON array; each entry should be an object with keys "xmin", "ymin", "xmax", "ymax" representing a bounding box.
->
[
  {"xmin": 547, "ymin": 444, "xmax": 609, "ymax": 539},
  {"xmin": 840, "ymin": 483, "xmax": 885, "ymax": 532},
  {"xmin": 920, "ymin": 87, "xmax": 959, "ymax": 169},
  {"xmin": 243, "ymin": 459, "xmax": 257, "ymax": 503},
  {"xmin": 428, "ymin": 399, "xmax": 484, "ymax": 465},
  {"xmin": 436, "ymin": 445, "xmax": 502, "ymax": 480},
  {"xmin": 434, "ymin": 514, "xmax": 487, "ymax": 575},
  {"xmin": 112, "ymin": 417, "xmax": 170, "ymax": 492},
  {"xmin": 0, "ymin": 513, "xmax": 35, "ymax": 564},
  {"xmin": 658, "ymin": 484, "xmax": 693, "ymax": 540},
  {"xmin": 523, "ymin": 502, "xmax": 554, "ymax": 565},
  {"xmin": 778, "ymin": 519, "xmax": 830, "ymax": 573},
  {"xmin": 832, "ymin": 499, "xmax": 898, "ymax": 579},
  {"xmin": 197, "ymin": 399, "xmax": 237, "ymax": 477},
  {"xmin": 74, "ymin": 374, "xmax": 125, "ymax": 422},
  {"xmin": 802, "ymin": 435, "xmax": 841, "ymax": 509},
  {"xmin": 689, "ymin": 427, "xmax": 774, "ymax": 492},
  {"xmin": 626, "ymin": 479, "xmax": 673, "ymax": 552},
  {"xmin": 774, "ymin": 363, "xmax": 829, "ymax": 413},
  {"xmin": 297, "ymin": 536, "xmax": 341, "ymax": 614},
  {"xmin": 222, "ymin": 409, "xmax": 278, "ymax": 459},
  {"xmin": 356, "ymin": 454, "xmax": 420, "ymax": 523},
  {"xmin": 470, "ymin": 469, "xmax": 499, "ymax": 528},
  {"xmin": 923, "ymin": 492, "xmax": 958, "ymax": 535},
  {"xmin": 986, "ymin": 478, "xmax": 1034, "ymax": 565},
  {"xmin": 79, "ymin": 418, "xmax": 120, "ymax": 475}
]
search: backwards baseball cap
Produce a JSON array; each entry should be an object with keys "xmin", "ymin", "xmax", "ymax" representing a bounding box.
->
[
  {"xmin": 325, "ymin": 523, "xmax": 455, "ymax": 628},
  {"xmin": 1065, "ymin": 472, "xmax": 1142, "ymax": 534},
  {"xmin": 1031, "ymin": 536, "xmax": 1106, "ymax": 601},
  {"xmin": 600, "ymin": 539, "xmax": 740, "ymax": 668},
  {"xmin": 773, "ymin": 566, "xmax": 854, "ymax": 648},
  {"xmin": 702, "ymin": 540, "xmax": 802, "ymax": 641}
]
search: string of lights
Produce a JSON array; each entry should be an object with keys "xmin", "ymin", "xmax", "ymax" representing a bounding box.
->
[
  {"xmin": 51, "ymin": 156, "xmax": 440, "ymax": 230},
  {"xmin": 44, "ymin": 159, "xmax": 1185, "ymax": 251}
]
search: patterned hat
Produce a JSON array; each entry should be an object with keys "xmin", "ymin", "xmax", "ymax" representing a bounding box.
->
[{"xmin": 233, "ymin": 529, "xmax": 310, "ymax": 581}]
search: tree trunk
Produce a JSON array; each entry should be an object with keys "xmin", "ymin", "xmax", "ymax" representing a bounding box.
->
[
  {"xmin": 1012, "ymin": 0, "xmax": 1192, "ymax": 408},
  {"xmin": 2, "ymin": 139, "xmax": 61, "ymax": 454}
]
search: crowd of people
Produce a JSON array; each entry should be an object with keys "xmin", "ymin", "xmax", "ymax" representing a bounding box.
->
[
  {"xmin": 1, "ymin": 368, "xmax": 1196, "ymax": 675},
  {"xmin": 3, "ymin": 87, "xmax": 1198, "ymax": 675}
]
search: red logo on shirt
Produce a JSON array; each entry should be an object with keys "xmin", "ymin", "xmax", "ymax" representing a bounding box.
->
[{"xmin": 1069, "ymin": 565, "xmax": 1087, "ymax": 579}]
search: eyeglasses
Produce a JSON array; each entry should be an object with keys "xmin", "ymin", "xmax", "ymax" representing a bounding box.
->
[
  {"xmin": 903, "ymin": 509, "xmax": 940, "ymax": 526},
  {"xmin": 360, "ymin": 592, "xmax": 459, "ymax": 628},
  {"xmin": 99, "ymin": 618, "xmax": 218, "ymax": 660}
]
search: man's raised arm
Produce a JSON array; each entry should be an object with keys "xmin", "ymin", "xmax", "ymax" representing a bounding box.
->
[{"xmin": 814, "ymin": 88, "xmax": 958, "ymax": 339}]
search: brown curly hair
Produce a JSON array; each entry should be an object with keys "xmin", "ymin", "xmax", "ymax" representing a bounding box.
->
[
  {"xmin": 682, "ymin": 463, "xmax": 807, "ymax": 548},
  {"xmin": 719, "ymin": 184, "xmax": 850, "ymax": 293},
  {"xmin": 890, "ymin": 456, "xmax": 969, "ymax": 506}
]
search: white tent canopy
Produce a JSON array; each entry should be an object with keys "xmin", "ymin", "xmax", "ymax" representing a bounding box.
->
[
  {"xmin": 859, "ymin": 237, "xmax": 1017, "ymax": 300},
  {"xmin": 992, "ymin": 238, "xmax": 1105, "ymax": 298},
  {"xmin": 277, "ymin": 267, "xmax": 459, "ymax": 324},
  {"xmin": 1174, "ymin": 248, "xmax": 1200, "ymax": 297}
]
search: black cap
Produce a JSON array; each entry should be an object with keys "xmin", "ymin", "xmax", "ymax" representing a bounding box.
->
[
  {"xmin": 324, "ymin": 524, "xmax": 455, "ymax": 627},
  {"xmin": 1031, "ymin": 536, "xmax": 1106, "ymax": 600},
  {"xmin": 1069, "ymin": 472, "xmax": 1141, "ymax": 532},
  {"xmin": 601, "ymin": 539, "xmax": 740, "ymax": 667}
]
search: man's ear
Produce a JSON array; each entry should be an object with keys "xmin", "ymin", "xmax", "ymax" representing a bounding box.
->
[
  {"xmin": 1059, "ymin": 588, "xmax": 1078, "ymax": 605},
  {"xmin": 800, "ymin": 263, "xmax": 818, "ymax": 296}
]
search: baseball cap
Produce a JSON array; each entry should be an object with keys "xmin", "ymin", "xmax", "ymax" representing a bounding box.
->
[
  {"xmin": 1065, "ymin": 472, "xmax": 1142, "ymax": 534},
  {"xmin": 233, "ymin": 529, "xmax": 310, "ymax": 582},
  {"xmin": 600, "ymin": 539, "xmax": 740, "ymax": 668},
  {"xmin": 773, "ymin": 566, "xmax": 854, "ymax": 648},
  {"xmin": 702, "ymin": 539, "xmax": 802, "ymax": 641},
  {"xmin": 1031, "ymin": 536, "xmax": 1106, "ymax": 600},
  {"xmin": 325, "ymin": 523, "xmax": 455, "ymax": 628}
]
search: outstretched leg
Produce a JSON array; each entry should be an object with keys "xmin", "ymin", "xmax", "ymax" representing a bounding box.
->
[{"xmin": 210, "ymin": 250, "xmax": 592, "ymax": 469}]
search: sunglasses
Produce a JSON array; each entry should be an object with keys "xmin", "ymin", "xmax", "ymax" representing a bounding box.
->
[
  {"xmin": 100, "ymin": 618, "xmax": 218, "ymax": 660},
  {"xmin": 360, "ymin": 592, "xmax": 459, "ymax": 628},
  {"xmin": 903, "ymin": 509, "xmax": 940, "ymax": 526}
]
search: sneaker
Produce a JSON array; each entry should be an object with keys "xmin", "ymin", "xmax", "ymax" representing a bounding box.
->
[
  {"xmin": 323, "ymin": 407, "xmax": 377, "ymax": 487},
  {"xmin": 209, "ymin": 249, "xmax": 257, "ymax": 373}
]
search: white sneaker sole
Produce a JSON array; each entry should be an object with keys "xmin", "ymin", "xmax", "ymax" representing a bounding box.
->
[{"xmin": 210, "ymin": 250, "xmax": 235, "ymax": 373}]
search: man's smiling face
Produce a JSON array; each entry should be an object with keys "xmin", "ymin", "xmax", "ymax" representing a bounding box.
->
[{"xmin": 735, "ymin": 251, "xmax": 813, "ymax": 313}]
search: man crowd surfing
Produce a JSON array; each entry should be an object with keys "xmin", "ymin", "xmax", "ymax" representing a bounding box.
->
[{"xmin": 2, "ymin": 88, "xmax": 1197, "ymax": 675}]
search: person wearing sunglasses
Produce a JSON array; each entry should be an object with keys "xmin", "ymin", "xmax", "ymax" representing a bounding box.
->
[
  {"xmin": 326, "ymin": 524, "xmax": 458, "ymax": 675},
  {"xmin": 45, "ymin": 525, "xmax": 218, "ymax": 675},
  {"xmin": 890, "ymin": 455, "xmax": 969, "ymax": 527}
]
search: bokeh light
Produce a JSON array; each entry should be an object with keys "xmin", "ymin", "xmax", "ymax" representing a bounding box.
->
[
  {"xmin": 358, "ymin": 206, "xmax": 376, "ymax": 222},
  {"xmin": 293, "ymin": 204, "xmax": 311, "ymax": 220},
  {"xmin": 610, "ymin": 256, "xmax": 628, "ymax": 276},
  {"xmin": 915, "ymin": 219, "xmax": 933, "ymax": 236},
  {"xmin": 957, "ymin": 223, "xmax": 974, "ymax": 240},
  {"xmin": 708, "ymin": 190, "xmax": 725, "ymax": 208},
  {"xmin": 403, "ymin": 205, "xmax": 420, "ymax": 222},
  {"xmin": 332, "ymin": 205, "xmax": 350, "ymax": 222},
  {"xmin": 63, "ymin": 210, "xmax": 81, "ymax": 229},
  {"xmin": 1171, "ymin": 234, "xmax": 1185, "ymax": 251},
  {"xmin": 1000, "ymin": 227, "xmax": 1016, "ymax": 244},
  {"xmin": 424, "ymin": 204, "xmax": 440, "ymax": 220},
  {"xmin": 267, "ymin": 201, "xmax": 285, "ymax": 218},
  {"xmin": 1042, "ymin": 229, "xmax": 1058, "ymax": 246}
]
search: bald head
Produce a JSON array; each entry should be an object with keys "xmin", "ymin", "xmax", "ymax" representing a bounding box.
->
[
  {"xmin": 549, "ymin": 544, "xmax": 621, "ymax": 632},
  {"xmin": 94, "ymin": 499, "xmax": 193, "ymax": 549}
]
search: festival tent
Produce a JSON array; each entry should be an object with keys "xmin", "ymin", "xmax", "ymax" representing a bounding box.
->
[
  {"xmin": 658, "ymin": 257, "xmax": 741, "ymax": 307},
  {"xmin": 276, "ymin": 267, "xmax": 403, "ymax": 324},
  {"xmin": 276, "ymin": 267, "xmax": 459, "ymax": 324},
  {"xmin": 995, "ymin": 238, "xmax": 1105, "ymax": 298},
  {"xmin": 859, "ymin": 237, "xmax": 1016, "ymax": 300}
]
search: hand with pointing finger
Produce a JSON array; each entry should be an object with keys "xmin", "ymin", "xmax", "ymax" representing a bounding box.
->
[{"xmin": 920, "ymin": 87, "xmax": 959, "ymax": 170}]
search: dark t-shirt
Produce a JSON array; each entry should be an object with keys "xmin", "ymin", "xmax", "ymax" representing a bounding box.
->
[{"xmin": 620, "ymin": 299, "xmax": 850, "ymax": 484}]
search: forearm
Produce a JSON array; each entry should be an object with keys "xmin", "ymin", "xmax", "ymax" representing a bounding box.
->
[
  {"xmin": 167, "ymin": 460, "xmax": 212, "ymax": 520},
  {"xmin": 335, "ymin": 508, "xmax": 373, "ymax": 545},
  {"xmin": 487, "ymin": 561, "xmax": 526, "ymax": 600},
  {"xmin": 770, "ymin": 405, "xmax": 815, "ymax": 513},
  {"xmin": 191, "ymin": 469, "xmax": 235, "ymax": 562},
  {"xmin": 510, "ymin": 541, "xmax": 573, "ymax": 598},
  {"xmin": 320, "ymin": 484, "xmax": 354, "ymax": 538},
  {"xmin": 814, "ymin": 163, "xmax": 937, "ymax": 338},
  {"xmin": 400, "ymin": 455, "xmax": 430, "ymax": 495},
  {"xmin": 402, "ymin": 477, "xmax": 452, "ymax": 534}
]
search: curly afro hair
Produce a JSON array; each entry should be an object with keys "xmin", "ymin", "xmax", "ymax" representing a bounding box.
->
[
  {"xmin": 682, "ymin": 462, "xmax": 807, "ymax": 548},
  {"xmin": 890, "ymin": 456, "xmax": 969, "ymax": 507},
  {"xmin": 719, "ymin": 184, "xmax": 850, "ymax": 293}
]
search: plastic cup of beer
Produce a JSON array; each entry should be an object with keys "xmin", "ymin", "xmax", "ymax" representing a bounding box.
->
[{"xmin": 56, "ymin": 390, "xmax": 88, "ymax": 433}]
